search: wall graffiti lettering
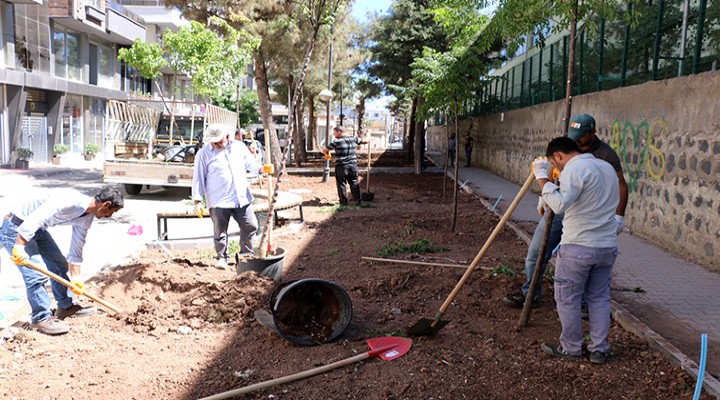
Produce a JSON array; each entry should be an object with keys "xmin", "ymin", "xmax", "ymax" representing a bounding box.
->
[{"xmin": 609, "ymin": 118, "xmax": 667, "ymax": 193}]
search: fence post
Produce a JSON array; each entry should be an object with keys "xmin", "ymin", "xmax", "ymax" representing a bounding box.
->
[
  {"xmin": 652, "ymin": 0, "xmax": 666, "ymax": 80},
  {"xmin": 692, "ymin": 0, "xmax": 707, "ymax": 74}
]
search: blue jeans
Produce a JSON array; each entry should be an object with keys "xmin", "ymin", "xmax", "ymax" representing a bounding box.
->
[
  {"xmin": 554, "ymin": 244, "xmax": 617, "ymax": 355},
  {"xmin": 209, "ymin": 205, "xmax": 258, "ymax": 259},
  {"xmin": 1, "ymin": 218, "xmax": 75, "ymax": 323},
  {"xmin": 465, "ymin": 148, "xmax": 472, "ymax": 166},
  {"xmin": 521, "ymin": 212, "xmax": 564, "ymax": 300}
]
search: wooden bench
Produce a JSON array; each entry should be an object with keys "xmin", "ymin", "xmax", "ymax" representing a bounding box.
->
[{"xmin": 156, "ymin": 190, "xmax": 304, "ymax": 240}]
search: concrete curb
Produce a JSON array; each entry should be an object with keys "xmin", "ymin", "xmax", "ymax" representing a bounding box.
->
[{"xmin": 611, "ymin": 300, "xmax": 720, "ymax": 399}]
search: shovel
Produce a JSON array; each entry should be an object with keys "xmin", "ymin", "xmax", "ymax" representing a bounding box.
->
[
  {"xmin": 407, "ymin": 172, "xmax": 535, "ymax": 336},
  {"xmin": 361, "ymin": 140, "xmax": 374, "ymax": 201},
  {"xmin": 199, "ymin": 336, "xmax": 412, "ymax": 400},
  {"xmin": 20, "ymin": 260, "xmax": 122, "ymax": 314}
]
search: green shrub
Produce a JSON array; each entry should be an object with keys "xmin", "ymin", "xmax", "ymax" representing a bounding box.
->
[
  {"xmin": 16, "ymin": 148, "xmax": 33, "ymax": 160},
  {"xmin": 54, "ymin": 144, "xmax": 70, "ymax": 155},
  {"xmin": 85, "ymin": 143, "xmax": 100, "ymax": 155}
]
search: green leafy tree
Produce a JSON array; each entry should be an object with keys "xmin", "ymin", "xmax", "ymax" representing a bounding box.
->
[
  {"xmin": 118, "ymin": 19, "xmax": 257, "ymax": 139},
  {"xmin": 368, "ymin": 0, "xmax": 449, "ymax": 167},
  {"xmin": 211, "ymin": 88, "xmax": 260, "ymax": 127}
]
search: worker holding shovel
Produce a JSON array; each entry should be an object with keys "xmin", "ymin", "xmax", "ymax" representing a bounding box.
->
[
  {"xmin": 323, "ymin": 126, "xmax": 365, "ymax": 207},
  {"xmin": 532, "ymin": 137, "xmax": 619, "ymax": 364},
  {"xmin": 1, "ymin": 186, "xmax": 124, "ymax": 335},
  {"xmin": 192, "ymin": 125, "xmax": 274, "ymax": 270}
]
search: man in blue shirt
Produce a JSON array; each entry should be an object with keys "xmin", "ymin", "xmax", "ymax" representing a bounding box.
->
[
  {"xmin": 1, "ymin": 186, "xmax": 124, "ymax": 335},
  {"xmin": 322, "ymin": 126, "xmax": 364, "ymax": 206},
  {"xmin": 192, "ymin": 125, "xmax": 273, "ymax": 269}
]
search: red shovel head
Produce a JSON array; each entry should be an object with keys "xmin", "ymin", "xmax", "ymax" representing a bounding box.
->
[{"xmin": 367, "ymin": 336, "xmax": 413, "ymax": 361}]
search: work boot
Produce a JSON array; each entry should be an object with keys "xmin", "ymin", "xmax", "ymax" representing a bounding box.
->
[
  {"xmin": 541, "ymin": 343, "xmax": 582, "ymax": 360},
  {"xmin": 501, "ymin": 293, "xmax": 540, "ymax": 309},
  {"xmin": 30, "ymin": 317, "xmax": 70, "ymax": 335},
  {"xmin": 589, "ymin": 350, "xmax": 610, "ymax": 364},
  {"xmin": 55, "ymin": 304, "xmax": 97, "ymax": 319},
  {"xmin": 215, "ymin": 258, "xmax": 229, "ymax": 270}
]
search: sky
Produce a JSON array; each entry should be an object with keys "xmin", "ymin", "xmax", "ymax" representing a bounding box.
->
[
  {"xmin": 349, "ymin": 0, "xmax": 393, "ymax": 108},
  {"xmin": 350, "ymin": 0, "xmax": 392, "ymax": 23}
]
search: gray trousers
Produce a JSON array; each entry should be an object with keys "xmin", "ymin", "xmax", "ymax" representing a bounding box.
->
[
  {"xmin": 554, "ymin": 244, "xmax": 617, "ymax": 355},
  {"xmin": 209, "ymin": 205, "xmax": 258, "ymax": 260}
]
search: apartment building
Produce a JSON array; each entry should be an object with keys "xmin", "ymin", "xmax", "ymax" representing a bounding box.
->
[{"xmin": 0, "ymin": 0, "xmax": 185, "ymax": 166}]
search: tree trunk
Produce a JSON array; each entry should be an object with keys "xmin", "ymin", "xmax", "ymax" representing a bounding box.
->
[
  {"xmin": 356, "ymin": 97, "xmax": 365, "ymax": 137},
  {"xmin": 413, "ymin": 98, "xmax": 424, "ymax": 174},
  {"xmin": 443, "ymin": 111, "xmax": 449, "ymax": 202},
  {"xmin": 407, "ymin": 98, "xmax": 418, "ymax": 163},
  {"xmin": 562, "ymin": 1, "xmax": 578, "ymax": 135},
  {"xmin": 451, "ymin": 102, "xmax": 460, "ymax": 232},
  {"xmin": 307, "ymin": 97, "xmax": 318, "ymax": 151},
  {"xmin": 254, "ymin": 53, "xmax": 281, "ymax": 170},
  {"xmin": 294, "ymin": 90, "xmax": 307, "ymax": 166}
]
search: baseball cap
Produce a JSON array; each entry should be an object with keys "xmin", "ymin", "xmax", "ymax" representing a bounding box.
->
[
  {"xmin": 567, "ymin": 114, "xmax": 596, "ymax": 141},
  {"xmin": 203, "ymin": 125, "xmax": 228, "ymax": 143}
]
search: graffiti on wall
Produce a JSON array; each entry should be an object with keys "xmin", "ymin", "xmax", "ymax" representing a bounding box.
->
[{"xmin": 608, "ymin": 118, "xmax": 667, "ymax": 193}]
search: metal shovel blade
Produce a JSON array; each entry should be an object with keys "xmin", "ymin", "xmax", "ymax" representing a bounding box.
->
[{"xmin": 406, "ymin": 318, "xmax": 450, "ymax": 336}]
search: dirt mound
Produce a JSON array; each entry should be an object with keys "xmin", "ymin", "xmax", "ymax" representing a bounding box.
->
[{"xmin": 90, "ymin": 254, "xmax": 275, "ymax": 333}]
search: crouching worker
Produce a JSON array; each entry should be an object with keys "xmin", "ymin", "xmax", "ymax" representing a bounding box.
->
[
  {"xmin": 1, "ymin": 186, "xmax": 124, "ymax": 335},
  {"xmin": 532, "ymin": 137, "xmax": 619, "ymax": 364}
]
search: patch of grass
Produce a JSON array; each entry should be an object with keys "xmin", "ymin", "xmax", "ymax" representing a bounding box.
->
[
  {"xmin": 376, "ymin": 238, "xmax": 449, "ymax": 258},
  {"xmin": 228, "ymin": 240, "xmax": 239, "ymax": 256},
  {"xmin": 197, "ymin": 249, "xmax": 215, "ymax": 260},
  {"xmin": 326, "ymin": 248, "xmax": 341, "ymax": 255},
  {"xmin": 490, "ymin": 264, "xmax": 516, "ymax": 277},
  {"xmin": 401, "ymin": 223, "xmax": 416, "ymax": 238},
  {"xmin": 319, "ymin": 204, "xmax": 358, "ymax": 213}
]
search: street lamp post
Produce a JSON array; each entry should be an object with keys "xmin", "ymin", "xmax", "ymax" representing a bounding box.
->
[{"xmin": 321, "ymin": 22, "xmax": 335, "ymax": 183}]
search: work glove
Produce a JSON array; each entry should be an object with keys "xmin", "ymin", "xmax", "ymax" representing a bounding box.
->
[
  {"xmin": 615, "ymin": 215, "xmax": 625, "ymax": 235},
  {"xmin": 68, "ymin": 263, "xmax": 81, "ymax": 277},
  {"xmin": 262, "ymin": 164, "xmax": 274, "ymax": 175},
  {"xmin": 11, "ymin": 244, "xmax": 30, "ymax": 266},
  {"xmin": 194, "ymin": 202, "xmax": 206, "ymax": 218},
  {"xmin": 324, "ymin": 153, "xmax": 332, "ymax": 160},
  {"xmin": 537, "ymin": 197, "xmax": 548, "ymax": 217},
  {"xmin": 532, "ymin": 156, "xmax": 550, "ymax": 180}
]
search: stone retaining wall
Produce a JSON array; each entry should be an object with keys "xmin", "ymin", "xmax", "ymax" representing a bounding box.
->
[{"xmin": 426, "ymin": 70, "xmax": 720, "ymax": 269}]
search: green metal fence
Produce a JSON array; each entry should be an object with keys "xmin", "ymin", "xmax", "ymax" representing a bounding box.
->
[{"xmin": 467, "ymin": 0, "xmax": 719, "ymax": 117}]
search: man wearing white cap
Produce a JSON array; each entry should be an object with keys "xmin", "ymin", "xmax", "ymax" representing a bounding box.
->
[{"xmin": 192, "ymin": 125, "xmax": 274, "ymax": 269}]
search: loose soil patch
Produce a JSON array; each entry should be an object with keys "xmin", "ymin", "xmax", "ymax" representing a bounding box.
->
[{"xmin": 0, "ymin": 172, "xmax": 710, "ymax": 399}]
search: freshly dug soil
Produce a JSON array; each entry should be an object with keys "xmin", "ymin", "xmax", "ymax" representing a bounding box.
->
[{"xmin": 0, "ymin": 166, "xmax": 711, "ymax": 399}]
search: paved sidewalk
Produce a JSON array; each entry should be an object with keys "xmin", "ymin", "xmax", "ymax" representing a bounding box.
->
[{"xmin": 427, "ymin": 152, "xmax": 720, "ymax": 398}]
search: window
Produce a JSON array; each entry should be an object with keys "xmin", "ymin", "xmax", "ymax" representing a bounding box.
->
[
  {"xmin": 52, "ymin": 27, "xmax": 81, "ymax": 81},
  {"xmin": 97, "ymin": 43, "xmax": 114, "ymax": 88}
]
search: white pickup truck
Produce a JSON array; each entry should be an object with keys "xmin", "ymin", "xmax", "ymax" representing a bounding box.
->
[{"xmin": 103, "ymin": 100, "xmax": 237, "ymax": 195}]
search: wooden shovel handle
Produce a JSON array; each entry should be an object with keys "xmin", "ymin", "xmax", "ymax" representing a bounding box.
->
[
  {"xmin": 434, "ymin": 172, "xmax": 535, "ymax": 321},
  {"xmin": 200, "ymin": 352, "xmax": 371, "ymax": 400},
  {"xmin": 22, "ymin": 261, "xmax": 122, "ymax": 314}
]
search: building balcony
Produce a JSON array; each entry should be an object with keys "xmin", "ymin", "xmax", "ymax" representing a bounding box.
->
[
  {"xmin": 49, "ymin": 0, "xmax": 145, "ymax": 45},
  {"xmin": 106, "ymin": 3, "xmax": 146, "ymax": 45},
  {"xmin": 6, "ymin": 0, "xmax": 42, "ymax": 5},
  {"xmin": 49, "ymin": 0, "xmax": 106, "ymax": 35}
]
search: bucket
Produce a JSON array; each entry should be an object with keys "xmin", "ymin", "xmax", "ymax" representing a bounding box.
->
[
  {"xmin": 235, "ymin": 247, "xmax": 285, "ymax": 281},
  {"xmin": 269, "ymin": 279, "xmax": 353, "ymax": 346}
]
